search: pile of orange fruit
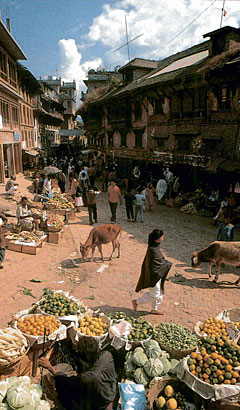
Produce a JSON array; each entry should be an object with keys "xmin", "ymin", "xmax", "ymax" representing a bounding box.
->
[
  {"xmin": 78, "ymin": 315, "xmax": 109, "ymax": 337},
  {"xmin": 188, "ymin": 335, "xmax": 240, "ymax": 385},
  {"xmin": 16, "ymin": 315, "xmax": 60, "ymax": 336},
  {"xmin": 199, "ymin": 317, "xmax": 229, "ymax": 338},
  {"xmin": 188, "ymin": 350, "xmax": 240, "ymax": 385}
]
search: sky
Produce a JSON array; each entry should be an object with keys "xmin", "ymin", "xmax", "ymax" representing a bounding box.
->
[{"xmin": 1, "ymin": 0, "xmax": 240, "ymax": 103}]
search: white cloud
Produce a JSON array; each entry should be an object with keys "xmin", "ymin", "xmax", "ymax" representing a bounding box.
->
[
  {"xmin": 88, "ymin": 0, "xmax": 240, "ymax": 63},
  {"xmin": 58, "ymin": 38, "xmax": 102, "ymax": 103},
  {"xmin": 58, "ymin": 1, "xmax": 240, "ymax": 103}
]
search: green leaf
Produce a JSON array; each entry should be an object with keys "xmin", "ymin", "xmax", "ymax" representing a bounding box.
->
[
  {"xmin": 23, "ymin": 287, "xmax": 36, "ymax": 298},
  {"xmin": 30, "ymin": 278, "xmax": 43, "ymax": 283},
  {"xmin": 84, "ymin": 295, "xmax": 95, "ymax": 300},
  {"xmin": 89, "ymin": 286, "xmax": 96, "ymax": 289}
]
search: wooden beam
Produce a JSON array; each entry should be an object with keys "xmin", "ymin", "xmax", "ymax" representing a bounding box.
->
[{"xmin": 152, "ymin": 88, "xmax": 163, "ymax": 100}]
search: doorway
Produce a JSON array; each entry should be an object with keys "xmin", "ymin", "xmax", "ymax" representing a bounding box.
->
[{"xmin": 3, "ymin": 144, "xmax": 14, "ymax": 178}]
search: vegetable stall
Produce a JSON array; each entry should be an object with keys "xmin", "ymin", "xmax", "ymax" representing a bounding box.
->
[{"xmin": 0, "ymin": 295, "xmax": 240, "ymax": 409}]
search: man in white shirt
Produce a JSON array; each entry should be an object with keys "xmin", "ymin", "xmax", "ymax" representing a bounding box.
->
[
  {"xmin": 16, "ymin": 197, "xmax": 39, "ymax": 230},
  {"xmin": 42, "ymin": 175, "xmax": 52, "ymax": 195}
]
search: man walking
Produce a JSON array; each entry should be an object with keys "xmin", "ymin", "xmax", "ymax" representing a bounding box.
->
[
  {"xmin": 86, "ymin": 186, "xmax": 100, "ymax": 225},
  {"xmin": 107, "ymin": 180, "xmax": 121, "ymax": 223}
]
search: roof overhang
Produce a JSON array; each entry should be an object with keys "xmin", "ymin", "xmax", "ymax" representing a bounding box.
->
[
  {"xmin": 0, "ymin": 20, "xmax": 26, "ymax": 60},
  {"xmin": 203, "ymin": 26, "xmax": 240, "ymax": 39}
]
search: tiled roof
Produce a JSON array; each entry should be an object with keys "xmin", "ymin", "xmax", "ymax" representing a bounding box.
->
[
  {"xmin": 119, "ymin": 58, "xmax": 158, "ymax": 71},
  {"xmin": 94, "ymin": 41, "xmax": 210, "ymax": 104}
]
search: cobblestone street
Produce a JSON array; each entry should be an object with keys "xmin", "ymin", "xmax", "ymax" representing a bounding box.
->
[{"xmin": 0, "ymin": 175, "xmax": 239, "ymax": 329}]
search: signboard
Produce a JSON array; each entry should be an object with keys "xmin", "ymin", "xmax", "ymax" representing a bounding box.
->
[{"xmin": 14, "ymin": 132, "xmax": 20, "ymax": 141}]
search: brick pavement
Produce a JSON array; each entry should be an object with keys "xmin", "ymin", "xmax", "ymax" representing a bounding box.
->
[{"xmin": 0, "ymin": 174, "xmax": 239, "ymax": 330}]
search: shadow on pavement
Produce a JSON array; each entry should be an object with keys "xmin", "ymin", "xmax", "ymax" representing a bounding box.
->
[
  {"xmin": 93, "ymin": 304, "xmax": 149, "ymax": 318},
  {"xmin": 61, "ymin": 256, "xmax": 116, "ymax": 268},
  {"xmin": 171, "ymin": 276, "xmax": 240, "ymax": 290}
]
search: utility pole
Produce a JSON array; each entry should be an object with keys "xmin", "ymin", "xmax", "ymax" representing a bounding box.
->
[{"xmin": 220, "ymin": 0, "xmax": 226, "ymax": 28}]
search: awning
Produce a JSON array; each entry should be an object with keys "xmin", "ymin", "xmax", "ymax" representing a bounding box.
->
[
  {"xmin": 24, "ymin": 149, "xmax": 39, "ymax": 157},
  {"xmin": 219, "ymin": 159, "xmax": 240, "ymax": 173},
  {"xmin": 205, "ymin": 158, "xmax": 225, "ymax": 172}
]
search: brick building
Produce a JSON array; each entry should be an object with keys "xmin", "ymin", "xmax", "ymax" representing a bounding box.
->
[
  {"xmin": 81, "ymin": 68, "xmax": 123, "ymax": 101},
  {"xmin": 0, "ymin": 18, "xmax": 26, "ymax": 183},
  {"xmin": 17, "ymin": 64, "xmax": 41, "ymax": 167},
  {"xmin": 40, "ymin": 76, "xmax": 77, "ymax": 144},
  {"xmin": 80, "ymin": 26, "xmax": 240, "ymax": 191},
  {"xmin": 36, "ymin": 81, "xmax": 65, "ymax": 152}
]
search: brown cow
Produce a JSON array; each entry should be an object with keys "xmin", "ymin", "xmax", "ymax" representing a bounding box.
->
[
  {"xmin": 80, "ymin": 224, "xmax": 122, "ymax": 261},
  {"xmin": 191, "ymin": 241, "xmax": 240, "ymax": 284}
]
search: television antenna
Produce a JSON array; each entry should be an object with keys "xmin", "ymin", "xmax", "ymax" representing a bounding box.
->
[
  {"xmin": 220, "ymin": 0, "xmax": 226, "ymax": 28},
  {"xmin": 113, "ymin": 14, "xmax": 143, "ymax": 62}
]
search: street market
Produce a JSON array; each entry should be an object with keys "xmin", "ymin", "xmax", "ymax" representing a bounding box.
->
[{"xmin": 0, "ymin": 172, "xmax": 240, "ymax": 410}]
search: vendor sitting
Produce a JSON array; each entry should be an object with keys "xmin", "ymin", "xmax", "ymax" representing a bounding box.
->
[
  {"xmin": 16, "ymin": 197, "xmax": 39, "ymax": 231},
  {"xmin": 39, "ymin": 337, "xmax": 116, "ymax": 410}
]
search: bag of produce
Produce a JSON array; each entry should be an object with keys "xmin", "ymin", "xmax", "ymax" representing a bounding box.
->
[
  {"xmin": 132, "ymin": 351, "xmax": 148, "ymax": 367},
  {"xmin": 144, "ymin": 358, "xmax": 164, "ymax": 378},
  {"xmin": 134, "ymin": 347, "xmax": 144, "ymax": 354},
  {"xmin": 124, "ymin": 357, "xmax": 137, "ymax": 377},
  {"xmin": 7, "ymin": 383, "xmax": 32, "ymax": 408},
  {"xmin": 134, "ymin": 368, "xmax": 150, "ymax": 386},
  {"xmin": 0, "ymin": 403, "xmax": 11, "ymax": 410},
  {"xmin": 28, "ymin": 384, "xmax": 42, "ymax": 407},
  {"xmin": 21, "ymin": 406, "xmax": 36, "ymax": 410},
  {"xmin": 36, "ymin": 400, "xmax": 51, "ymax": 410},
  {"xmin": 144, "ymin": 340, "xmax": 161, "ymax": 359},
  {"xmin": 160, "ymin": 357, "xmax": 171, "ymax": 375},
  {"xmin": 169, "ymin": 359, "xmax": 179, "ymax": 374},
  {"xmin": 0, "ymin": 380, "xmax": 9, "ymax": 404},
  {"xmin": 7, "ymin": 377, "xmax": 31, "ymax": 389},
  {"xmin": 125, "ymin": 351, "xmax": 133, "ymax": 361}
]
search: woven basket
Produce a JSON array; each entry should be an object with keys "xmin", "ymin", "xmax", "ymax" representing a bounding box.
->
[
  {"xmin": 146, "ymin": 377, "xmax": 173, "ymax": 409},
  {"xmin": 147, "ymin": 377, "xmax": 206, "ymax": 410},
  {"xmin": 194, "ymin": 320, "xmax": 239, "ymax": 342},
  {"xmin": 157, "ymin": 341, "xmax": 197, "ymax": 360},
  {"xmin": 47, "ymin": 225, "xmax": 63, "ymax": 232},
  {"xmin": 0, "ymin": 341, "xmax": 30, "ymax": 374}
]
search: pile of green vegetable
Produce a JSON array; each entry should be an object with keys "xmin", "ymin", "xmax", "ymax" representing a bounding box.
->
[
  {"xmin": 124, "ymin": 340, "xmax": 179, "ymax": 387},
  {"xmin": 154, "ymin": 322, "xmax": 198, "ymax": 351},
  {"xmin": 127, "ymin": 317, "xmax": 153, "ymax": 341},
  {"xmin": 107, "ymin": 312, "xmax": 153, "ymax": 341},
  {"xmin": 39, "ymin": 289, "xmax": 83, "ymax": 317},
  {"xmin": 0, "ymin": 376, "xmax": 50, "ymax": 410},
  {"xmin": 107, "ymin": 312, "xmax": 127, "ymax": 322}
]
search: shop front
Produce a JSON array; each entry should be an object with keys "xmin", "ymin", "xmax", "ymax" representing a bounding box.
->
[{"xmin": 0, "ymin": 131, "xmax": 22, "ymax": 183}]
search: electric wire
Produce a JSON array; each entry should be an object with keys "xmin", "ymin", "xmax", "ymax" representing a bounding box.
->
[{"xmin": 148, "ymin": 0, "xmax": 217, "ymax": 59}]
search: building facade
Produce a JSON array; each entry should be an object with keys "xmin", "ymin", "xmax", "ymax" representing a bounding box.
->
[
  {"xmin": 81, "ymin": 68, "xmax": 123, "ymax": 101},
  {"xmin": 35, "ymin": 81, "xmax": 65, "ymax": 152},
  {"xmin": 40, "ymin": 76, "xmax": 77, "ymax": 144},
  {"xmin": 0, "ymin": 18, "xmax": 26, "ymax": 183},
  {"xmin": 17, "ymin": 64, "xmax": 41, "ymax": 167},
  {"xmin": 80, "ymin": 26, "xmax": 240, "ymax": 191}
]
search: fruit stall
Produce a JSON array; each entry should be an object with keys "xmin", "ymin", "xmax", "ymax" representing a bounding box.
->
[{"xmin": 0, "ymin": 293, "xmax": 240, "ymax": 409}]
